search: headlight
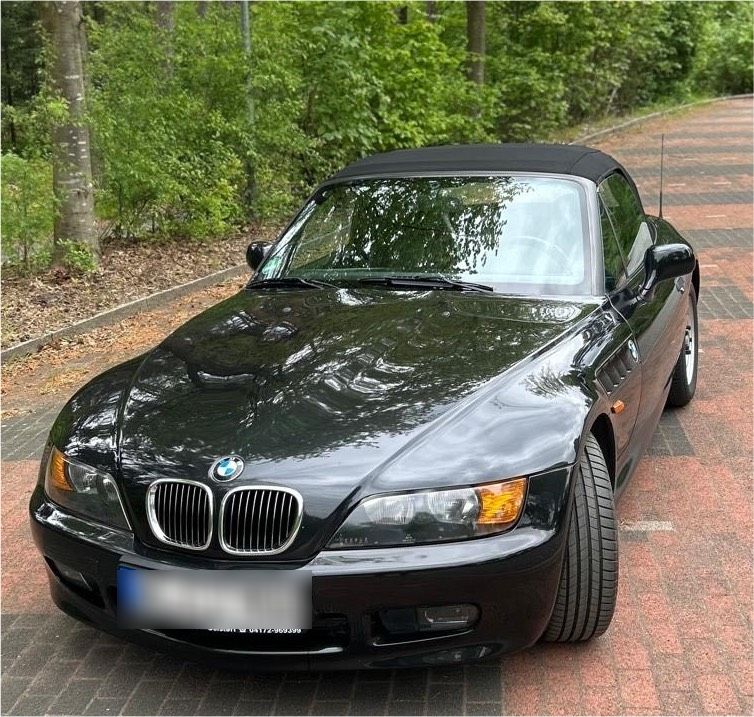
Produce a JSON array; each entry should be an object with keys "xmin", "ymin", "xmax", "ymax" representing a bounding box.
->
[
  {"xmin": 327, "ymin": 477, "xmax": 527, "ymax": 549},
  {"xmin": 44, "ymin": 446, "xmax": 131, "ymax": 531}
]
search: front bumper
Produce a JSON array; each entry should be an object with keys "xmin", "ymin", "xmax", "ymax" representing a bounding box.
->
[{"xmin": 29, "ymin": 473, "xmax": 571, "ymax": 671}]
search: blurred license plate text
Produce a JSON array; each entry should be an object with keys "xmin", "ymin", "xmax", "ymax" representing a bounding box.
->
[{"xmin": 118, "ymin": 566, "xmax": 311, "ymax": 630}]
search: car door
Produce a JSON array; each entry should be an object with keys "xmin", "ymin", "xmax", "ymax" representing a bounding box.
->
[
  {"xmin": 597, "ymin": 190, "xmax": 642, "ymax": 455},
  {"xmin": 598, "ymin": 172, "xmax": 683, "ymax": 431}
]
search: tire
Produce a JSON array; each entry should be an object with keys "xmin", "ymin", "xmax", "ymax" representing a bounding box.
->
[
  {"xmin": 666, "ymin": 285, "xmax": 698, "ymax": 408},
  {"xmin": 542, "ymin": 434, "xmax": 617, "ymax": 643}
]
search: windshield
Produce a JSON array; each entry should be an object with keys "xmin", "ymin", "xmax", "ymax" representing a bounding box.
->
[{"xmin": 257, "ymin": 175, "xmax": 592, "ymax": 296}]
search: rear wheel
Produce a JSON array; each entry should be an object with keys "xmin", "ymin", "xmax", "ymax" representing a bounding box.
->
[
  {"xmin": 666, "ymin": 285, "xmax": 698, "ymax": 408},
  {"xmin": 543, "ymin": 434, "xmax": 617, "ymax": 643}
]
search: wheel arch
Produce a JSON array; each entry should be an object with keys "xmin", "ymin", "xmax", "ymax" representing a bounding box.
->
[
  {"xmin": 589, "ymin": 413, "xmax": 616, "ymax": 487},
  {"xmin": 692, "ymin": 260, "xmax": 700, "ymax": 300}
]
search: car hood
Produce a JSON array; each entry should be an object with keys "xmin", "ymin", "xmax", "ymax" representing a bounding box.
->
[{"xmin": 117, "ymin": 287, "xmax": 595, "ymax": 485}]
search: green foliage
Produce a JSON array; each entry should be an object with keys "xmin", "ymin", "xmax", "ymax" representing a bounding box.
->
[
  {"xmin": 691, "ymin": 2, "xmax": 754, "ymax": 95},
  {"xmin": 296, "ymin": 2, "xmax": 488, "ymax": 178},
  {"xmin": 1, "ymin": 1, "xmax": 43, "ymax": 152},
  {"xmin": 87, "ymin": 4, "xmax": 246, "ymax": 240},
  {"xmin": 484, "ymin": 1, "xmax": 717, "ymax": 138},
  {"xmin": 1, "ymin": 153, "xmax": 55, "ymax": 271},
  {"xmin": 58, "ymin": 239, "xmax": 97, "ymax": 273},
  {"xmin": 242, "ymin": 2, "xmax": 311, "ymax": 217},
  {"xmin": 2, "ymin": 0, "xmax": 752, "ymax": 273},
  {"xmin": 1, "ymin": 32, "xmax": 66, "ymax": 160}
]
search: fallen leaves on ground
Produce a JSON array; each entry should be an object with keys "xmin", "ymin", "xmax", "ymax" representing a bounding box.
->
[
  {"xmin": 1, "ymin": 224, "xmax": 279, "ymax": 350},
  {"xmin": 38, "ymin": 369, "xmax": 92, "ymax": 396},
  {"xmin": 2, "ymin": 280, "xmax": 241, "ymax": 417}
]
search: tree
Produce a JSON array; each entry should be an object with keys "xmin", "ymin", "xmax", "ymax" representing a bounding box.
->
[
  {"xmin": 155, "ymin": 1, "xmax": 174, "ymax": 33},
  {"xmin": 155, "ymin": 0, "xmax": 174, "ymax": 76},
  {"xmin": 466, "ymin": 0, "xmax": 485, "ymax": 85},
  {"xmin": 240, "ymin": 0, "xmax": 256, "ymax": 211},
  {"xmin": 41, "ymin": 1, "xmax": 98, "ymax": 267}
]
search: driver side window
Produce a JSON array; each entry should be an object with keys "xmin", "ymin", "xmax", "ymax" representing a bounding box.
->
[
  {"xmin": 597, "ymin": 174, "xmax": 652, "ymax": 291},
  {"xmin": 599, "ymin": 197, "xmax": 626, "ymax": 292},
  {"xmin": 598, "ymin": 174, "xmax": 653, "ymax": 285}
]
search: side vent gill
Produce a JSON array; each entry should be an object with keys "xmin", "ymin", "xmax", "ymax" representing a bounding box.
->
[{"xmin": 597, "ymin": 343, "xmax": 637, "ymax": 395}]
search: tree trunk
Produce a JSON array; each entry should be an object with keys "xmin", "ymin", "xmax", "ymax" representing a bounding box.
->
[
  {"xmin": 240, "ymin": 0, "xmax": 256, "ymax": 215},
  {"xmin": 155, "ymin": 1, "xmax": 174, "ymax": 32},
  {"xmin": 41, "ymin": 1, "xmax": 99, "ymax": 266},
  {"xmin": 466, "ymin": 0, "xmax": 485, "ymax": 85},
  {"xmin": 240, "ymin": 0, "xmax": 254, "ymax": 127},
  {"xmin": 1, "ymin": 31, "xmax": 18, "ymax": 148},
  {"xmin": 396, "ymin": 5, "xmax": 408, "ymax": 24},
  {"xmin": 155, "ymin": 0, "xmax": 174, "ymax": 74},
  {"xmin": 426, "ymin": 1, "xmax": 437, "ymax": 23},
  {"xmin": 197, "ymin": 1, "xmax": 208, "ymax": 18}
]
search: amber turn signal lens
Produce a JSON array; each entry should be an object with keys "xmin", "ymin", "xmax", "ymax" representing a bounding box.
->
[
  {"xmin": 47, "ymin": 447, "xmax": 73, "ymax": 492},
  {"xmin": 475, "ymin": 477, "xmax": 527, "ymax": 527}
]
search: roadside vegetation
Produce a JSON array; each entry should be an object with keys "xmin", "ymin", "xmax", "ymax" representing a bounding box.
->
[{"xmin": 1, "ymin": 1, "xmax": 752, "ymax": 347}]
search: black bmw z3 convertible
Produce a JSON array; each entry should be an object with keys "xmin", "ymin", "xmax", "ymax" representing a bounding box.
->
[{"xmin": 30, "ymin": 144, "xmax": 699, "ymax": 670}]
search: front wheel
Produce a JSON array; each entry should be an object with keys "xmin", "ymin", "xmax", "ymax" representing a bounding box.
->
[
  {"xmin": 666, "ymin": 285, "xmax": 698, "ymax": 408},
  {"xmin": 542, "ymin": 433, "xmax": 617, "ymax": 643}
]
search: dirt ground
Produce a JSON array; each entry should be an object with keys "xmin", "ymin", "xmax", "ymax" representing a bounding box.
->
[{"xmin": 1, "ymin": 224, "xmax": 279, "ymax": 350}]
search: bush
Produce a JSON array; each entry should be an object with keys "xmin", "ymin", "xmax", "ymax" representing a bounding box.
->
[
  {"xmin": 87, "ymin": 5, "xmax": 248, "ymax": 240},
  {"xmin": 692, "ymin": 2, "xmax": 754, "ymax": 95},
  {"xmin": 295, "ymin": 2, "xmax": 489, "ymax": 179},
  {"xmin": 1, "ymin": 153, "xmax": 54, "ymax": 271}
]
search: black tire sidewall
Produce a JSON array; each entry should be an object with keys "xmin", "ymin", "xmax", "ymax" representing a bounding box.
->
[{"xmin": 542, "ymin": 433, "xmax": 617, "ymax": 642}]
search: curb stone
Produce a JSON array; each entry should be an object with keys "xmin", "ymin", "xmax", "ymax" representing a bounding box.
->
[{"xmin": 1, "ymin": 264, "xmax": 248, "ymax": 363}]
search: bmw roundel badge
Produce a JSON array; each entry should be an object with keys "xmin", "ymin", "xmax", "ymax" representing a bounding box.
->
[{"xmin": 210, "ymin": 456, "xmax": 244, "ymax": 482}]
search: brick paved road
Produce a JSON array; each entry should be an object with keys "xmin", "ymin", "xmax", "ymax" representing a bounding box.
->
[{"xmin": 2, "ymin": 98, "xmax": 752, "ymax": 715}]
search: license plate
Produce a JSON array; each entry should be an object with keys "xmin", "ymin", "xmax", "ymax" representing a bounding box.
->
[{"xmin": 117, "ymin": 566, "xmax": 311, "ymax": 631}]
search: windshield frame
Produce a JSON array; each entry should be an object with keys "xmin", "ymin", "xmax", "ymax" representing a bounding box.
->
[{"xmin": 251, "ymin": 171, "xmax": 602, "ymax": 298}]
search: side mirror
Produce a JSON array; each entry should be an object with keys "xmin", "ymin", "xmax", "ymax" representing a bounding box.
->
[
  {"xmin": 642, "ymin": 243, "xmax": 695, "ymax": 296},
  {"xmin": 246, "ymin": 241, "xmax": 271, "ymax": 271}
]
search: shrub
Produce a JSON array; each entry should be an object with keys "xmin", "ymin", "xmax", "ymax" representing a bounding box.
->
[
  {"xmin": 1, "ymin": 152, "xmax": 54, "ymax": 271},
  {"xmin": 87, "ymin": 4, "xmax": 249, "ymax": 240},
  {"xmin": 691, "ymin": 2, "xmax": 754, "ymax": 95}
]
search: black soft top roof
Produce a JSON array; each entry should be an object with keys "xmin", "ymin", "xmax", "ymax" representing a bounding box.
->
[{"xmin": 326, "ymin": 143, "xmax": 630, "ymax": 186}]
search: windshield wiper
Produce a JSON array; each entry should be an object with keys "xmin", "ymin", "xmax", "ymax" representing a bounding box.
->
[
  {"xmin": 246, "ymin": 277, "xmax": 336, "ymax": 291},
  {"xmin": 357, "ymin": 275, "xmax": 493, "ymax": 293}
]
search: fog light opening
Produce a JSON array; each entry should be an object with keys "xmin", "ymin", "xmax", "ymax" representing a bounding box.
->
[
  {"xmin": 50, "ymin": 560, "xmax": 90, "ymax": 589},
  {"xmin": 378, "ymin": 604, "xmax": 479, "ymax": 639},
  {"xmin": 63, "ymin": 567, "xmax": 89, "ymax": 589},
  {"xmin": 417, "ymin": 604, "xmax": 480, "ymax": 631}
]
